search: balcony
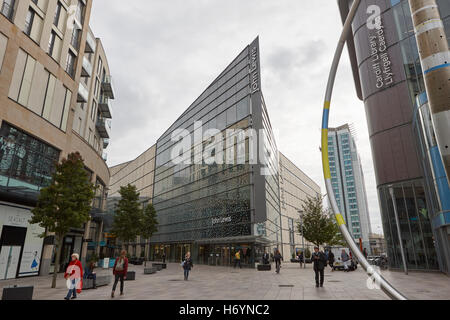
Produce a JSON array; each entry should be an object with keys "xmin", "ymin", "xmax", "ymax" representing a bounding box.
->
[
  {"xmin": 96, "ymin": 117, "xmax": 111, "ymax": 139},
  {"xmin": 81, "ymin": 56, "xmax": 92, "ymax": 78},
  {"xmin": 98, "ymin": 95, "xmax": 112, "ymax": 119},
  {"xmin": 85, "ymin": 31, "xmax": 96, "ymax": 53},
  {"xmin": 103, "ymin": 138, "xmax": 110, "ymax": 149},
  {"xmin": 101, "ymin": 75, "xmax": 115, "ymax": 99},
  {"xmin": 102, "ymin": 152, "xmax": 108, "ymax": 162},
  {"xmin": 1, "ymin": 1, "xmax": 14, "ymax": 21},
  {"xmin": 77, "ymin": 81, "xmax": 89, "ymax": 103}
]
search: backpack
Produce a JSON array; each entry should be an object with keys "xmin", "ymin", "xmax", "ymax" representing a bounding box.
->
[{"xmin": 116, "ymin": 258, "xmax": 124, "ymax": 271}]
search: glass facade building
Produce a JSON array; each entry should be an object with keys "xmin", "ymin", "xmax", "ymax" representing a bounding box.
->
[
  {"xmin": 149, "ymin": 38, "xmax": 282, "ymax": 267},
  {"xmin": 338, "ymin": 0, "xmax": 450, "ymax": 273}
]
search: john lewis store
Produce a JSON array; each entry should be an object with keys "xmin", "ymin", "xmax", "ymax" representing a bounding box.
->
[{"xmin": 109, "ymin": 37, "xmax": 312, "ymax": 267}]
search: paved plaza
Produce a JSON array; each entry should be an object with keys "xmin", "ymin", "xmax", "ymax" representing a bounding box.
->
[{"xmin": 0, "ymin": 262, "xmax": 449, "ymax": 300}]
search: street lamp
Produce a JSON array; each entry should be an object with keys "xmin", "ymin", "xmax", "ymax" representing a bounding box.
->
[{"xmin": 298, "ymin": 210, "xmax": 306, "ymax": 269}]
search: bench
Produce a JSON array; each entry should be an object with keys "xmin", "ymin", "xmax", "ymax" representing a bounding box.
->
[
  {"xmin": 257, "ymin": 264, "xmax": 271, "ymax": 271},
  {"xmin": 144, "ymin": 267, "xmax": 158, "ymax": 274}
]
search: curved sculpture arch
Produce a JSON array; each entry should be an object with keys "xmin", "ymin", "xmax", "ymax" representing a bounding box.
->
[{"xmin": 321, "ymin": 0, "xmax": 407, "ymax": 300}]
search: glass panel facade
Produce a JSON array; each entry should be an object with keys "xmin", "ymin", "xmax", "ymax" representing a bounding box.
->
[
  {"xmin": 150, "ymin": 39, "xmax": 281, "ymax": 266},
  {"xmin": 0, "ymin": 122, "xmax": 60, "ymax": 199},
  {"xmin": 379, "ymin": 181, "xmax": 439, "ymax": 270}
]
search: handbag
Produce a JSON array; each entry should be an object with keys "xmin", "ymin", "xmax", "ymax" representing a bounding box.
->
[{"xmin": 181, "ymin": 261, "xmax": 185, "ymax": 267}]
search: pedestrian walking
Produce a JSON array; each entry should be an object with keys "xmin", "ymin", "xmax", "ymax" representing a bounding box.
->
[
  {"xmin": 274, "ymin": 250, "xmax": 283, "ymax": 274},
  {"xmin": 162, "ymin": 251, "xmax": 166, "ymax": 263},
  {"xmin": 341, "ymin": 249, "xmax": 350, "ymax": 272},
  {"xmin": 182, "ymin": 252, "xmax": 193, "ymax": 280},
  {"xmin": 234, "ymin": 250, "xmax": 241, "ymax": 269},
  {"xmin": 262, "ymin": 251, "xmax": 270, "ymax": 265},
  {"xmin": 111, "ymin": 250, "xmax": 128, "ymax": 298},
  {"xmin": 311, "ymin": 246, "xmax": 326, "ymax": 287},
  {"xmin": 298, "ymin": 252, "xmax": 304, "ymax": 268},
  {"xmin": 363, "ymin": 248, "xmax": 368, "ymax": 259},
  {"xmin": 64, "ymin": 253, "xmax": 83, "ymax": 300},
  {"xmin": 328, "ymin": 250, "xmax": 335, "ymax": 271}
]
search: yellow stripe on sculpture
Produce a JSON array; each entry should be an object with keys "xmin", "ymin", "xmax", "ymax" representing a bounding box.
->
[
  {"xmin": 322, "ymin": 129, "xmax": 331, "ymax": 179},
  {"xmin": 336, "ymin": 214, "xmax": 346, "ymax": 226}
]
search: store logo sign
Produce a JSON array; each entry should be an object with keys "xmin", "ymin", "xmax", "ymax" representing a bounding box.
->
[
  {"xmin": 367, "ymin": 5, "xmax": 394, "ymax": 89},
  {"xmin": 212, "ymin": 216, "xmax": 232, "ymax": 226},
  {"xmin": 250, "ymin": 46, "xmax": 259, "ymax": 94}
]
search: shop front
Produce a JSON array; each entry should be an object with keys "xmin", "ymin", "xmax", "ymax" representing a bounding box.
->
[{"xmin": 0, "ymin": 203, "xmax": 45, "ymax": 279}]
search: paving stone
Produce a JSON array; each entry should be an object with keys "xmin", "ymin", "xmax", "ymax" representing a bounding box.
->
[{"xmin": 1, "ymin": 262, "xmax": 449, "ymax": 300}]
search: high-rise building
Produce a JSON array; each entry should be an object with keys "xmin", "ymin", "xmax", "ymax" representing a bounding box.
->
[
  {"xmin": 0, "ymin": 0, "xmax": 115, "ymax": 279},
  {"xmin": 327, "ymin": 124, "xmax": 372, "ymax": 251},
  {"xmin": 338, "ymin": 0, "xmax": 450, "ymax": 273},
  {"xmin": 107, "ymin": 37, "xmax": 321, "ymax": 267}
]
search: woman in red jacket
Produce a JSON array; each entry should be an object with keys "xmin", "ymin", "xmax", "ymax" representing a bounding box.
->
[
  {"xmin": 111, "ymin": 250, "xmax": 128, "ymax": 298},
  {"xmin": 64, "ymin": 253, "xmax": 83, "ymax": 300}
]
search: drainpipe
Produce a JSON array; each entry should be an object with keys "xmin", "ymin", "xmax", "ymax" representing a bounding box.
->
[{"xmin": 408, "ymin": 0, "xmax": 450, "ymax": 186}]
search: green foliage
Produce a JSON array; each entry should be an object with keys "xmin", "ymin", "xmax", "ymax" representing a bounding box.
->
[
  {"xmin": 297, "ymin": 195, "xmax": 345, "ymax": 247},
  {"xmin": 141, "ymin": 203, "xmax": 158, "ymax": 240},
  {"xmin": 30, "ymin": 152, "xmax": 95, "ymax": 239},
  {"xmin": 111, "ymin": 185, "xmax": 159, "ymax": 245},
  {"xmin": 89, "ymin": 253, "xmax": 99, "ymax": 263},
  {"xmin": 111, "ymin": 184, "xmax": 143, "ymax": 242},
  {"xmin": 305, "ymin": 247, "xmax": 311, "ymax": 258}
]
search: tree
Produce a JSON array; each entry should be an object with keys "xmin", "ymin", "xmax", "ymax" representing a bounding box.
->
[
  {"xmin": 141, "ymin": 203, "xmax": 158, "ymax": 266},
  {"xmin": 297, "ymin": 196, "xmax": 345, "ymax": 248},
  {"xmin": 30, "ymin": 152, "xmax": 95, "ymax": 288},
  {"xmin": 111, "ymin": 184, "xmax": 143, "ymax": 245}
]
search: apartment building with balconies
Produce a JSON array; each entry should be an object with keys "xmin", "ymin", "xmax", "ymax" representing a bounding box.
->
[{"xmin": 0, "ymin": 0, "xmax": 116, "ymax": 279}]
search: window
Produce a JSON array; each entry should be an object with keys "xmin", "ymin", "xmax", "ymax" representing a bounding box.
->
[
  {"xmin": 53, "ymin": 2, "xmax": 62, "ymax": 26},
  {"xmin": 66, "ymin": 51, "xmax": 76, "ymax": 77},
  {"xmin": 24, "ymin": 9, "xmax": 35, "ymax": 36},
  {"xmin": 97, "ymin": 57, "xmax": 103, "ymax": 77},
  {"xmin": 1, "ymin": 0, "xmax": 15, "ymax": 20},
  {"xmin": 0, "ymin": 122, "xmax": 60, "ymax": 193},
  {"xmin": 91, "ymin": 101, "xmax": 97, "ymax": 120},
  {"xmin": 94, "ymin": 78, "xmax": 100, "ymax": 100},
  {"xmin": 48, "ymin": 31, "xmax": 56, "ymax": 56},
  {"xmin": 24, "ymin": 8, "xmax": 43, "ymax": 43},
  {"xmin": 70, "ymin": 26, "xmax": 81, "ymax": 50},
  {"xmin": 76, "ymin": 0, "xmax": 85, "ymax": 25}
]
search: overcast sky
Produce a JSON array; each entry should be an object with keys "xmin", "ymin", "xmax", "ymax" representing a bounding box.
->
[{"xmin": 90, "ymin": 0, "xmax": 384, "ymax": 235}]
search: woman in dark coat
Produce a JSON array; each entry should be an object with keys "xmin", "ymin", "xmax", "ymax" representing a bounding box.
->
[
  {"xmin": 111, "ymin": 250, "xmax": 128, "ymax": 298},
  {"xmin": 182, "ymin": 252, "xmax": 193, "ymax": 280}
]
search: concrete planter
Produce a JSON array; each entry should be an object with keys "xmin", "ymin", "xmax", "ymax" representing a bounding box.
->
[
  {"xmin": 82, "ymin": 275, "xmax": 112, "ymax": 289},
  {"xmin": 144, "ymin": 267, "xmax": 157, "ymax": 274},
  {"xmin": 257, "ymin": 264, "xmax": 271, "ymax": 271},
  {"xmin": 125, "ymin": 271, "xmax": 136, "ymax": 280},
  {"xmin": 2, "ymin": 286, "xmax": 33, "ymax": 300},
  {"xmin": 152, "ymin": 263, "xmax": 163, "ymax": 271}
]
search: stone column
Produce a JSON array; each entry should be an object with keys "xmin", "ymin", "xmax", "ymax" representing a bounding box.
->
[
  {"xmin": 40, "ymin": 232, "xmax": 55, "ymax": 276},
  {"xmin": 80, "ymin": 220, "xmax": 91, "ymax": 268},
  {"xmin": 409, "ymin": 0, "xmax": 450, "ymax": 185},
  {"xmin": 96, "ymin": 220, "xmax": 103, "ymax": 256}
]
